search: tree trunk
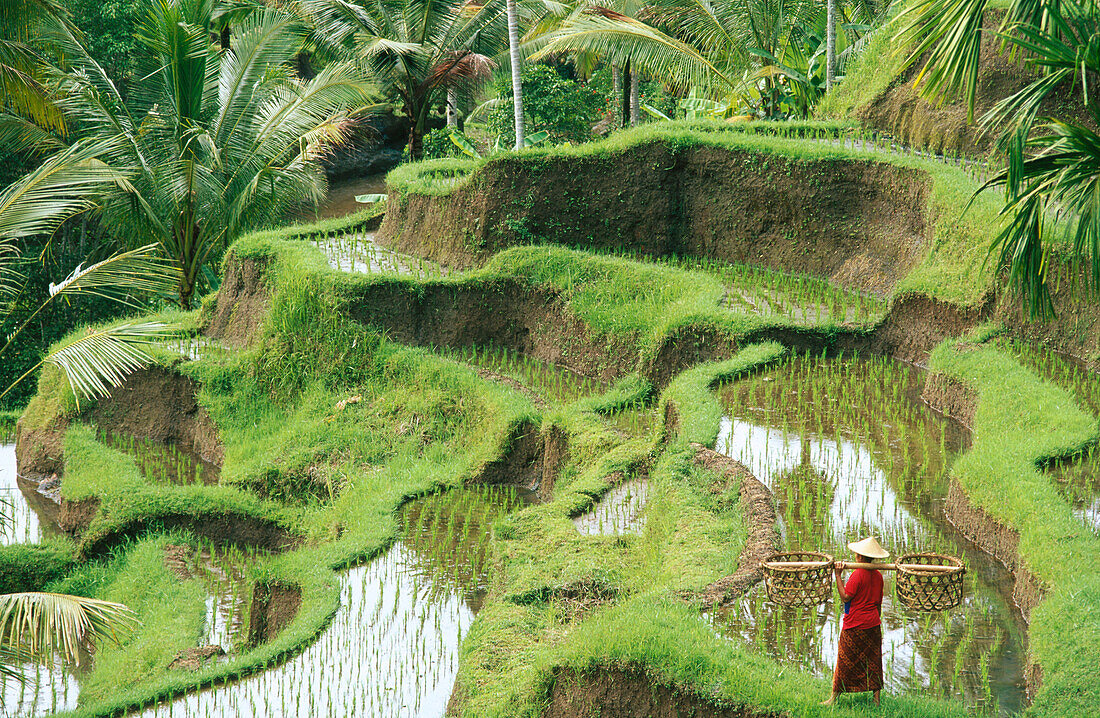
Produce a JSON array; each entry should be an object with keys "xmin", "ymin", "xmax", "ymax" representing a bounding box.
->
[
  {"xmin": 407, "ymin": 125, "xmax": 424, "ymax": 160},
  {"xmin": 219, "ymin": 26, "xmax": 230, "ymax": 50},
  {"xmin": 629, "ymin": 72, "xmax": 640, "ymax": 126},
  {"xmin": 826, "ymin": 0, "xmax": 836, "ymax": 91},
  {"xmin": 446, "ymin": 87, "xmax": 458, "ymax": 127},
  {"xmin": 621, "ymin": 61, "xmax": 631, "ymax": 129},
  {"xmin": 506, "ymin": 0, "xmax": 524, "ymax": 149},
  {"xmin": 612, "ymin": 65, "xmax": 621, "ymax": 127}
]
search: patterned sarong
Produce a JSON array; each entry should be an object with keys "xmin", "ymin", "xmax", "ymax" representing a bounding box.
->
[{"xmin": 832, "ymin": 625, "xmax": 883, "ymax": 693}]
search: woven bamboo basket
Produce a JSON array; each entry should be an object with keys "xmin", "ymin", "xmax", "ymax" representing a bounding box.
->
[
  {"xmin": 763, "ymin": 551, "xmax": 834, "ymax": 607},
  {"xmin": 895, "ymin": 553, "xmax": 965, "ymax": 611}
]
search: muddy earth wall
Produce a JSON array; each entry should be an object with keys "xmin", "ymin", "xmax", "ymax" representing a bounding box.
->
[
  {"xmin": 856, "ymin": 12, "xmax": 1090, "ymax": 157},
  {"xmin": 922, "ymin": 372, "xmax": 1047, "ymax": 697},
  {"xmin": 543, "ymin": 666, "xmax": 782, "ymax": 718},
  {"xmin": 379, "ymin": 145, "xmax": 931, "ymax": 300},
  {"xmin": 16, "ymin": 366, "xmax": 224, "ymax": 478}
]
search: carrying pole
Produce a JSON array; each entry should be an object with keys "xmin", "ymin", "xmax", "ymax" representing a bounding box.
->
[{"xmin": 764, "ymin": 560, "xmax": 960, "ymax": 573}]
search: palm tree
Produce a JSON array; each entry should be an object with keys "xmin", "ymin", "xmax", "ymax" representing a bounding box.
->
[
  {"xmin": 0, "ymin": 138, "xmax": 169, "ymax": 685},
  {"xmin": 0, "ymin": 0, "xmax": 68, "ymax": 135},
  {"xmin": 302, "ymin": 0, "xmax": 508, "ymax": 158},
  {"xmin": 34, "ymin": 0, "xmax": 370, "ymax": 308},
  {"xmin": 507, "ymin": 0, "xmax": 527, "ymax": 148},
  {"xmin": 898, "ymin": 0, "xmax": 1100, "ymax": 318},
  {"xmin": 0, "ymin": 138, "xmax": 179, "ymax": 400}
]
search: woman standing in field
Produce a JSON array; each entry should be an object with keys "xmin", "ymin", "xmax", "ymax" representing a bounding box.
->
[{"xmin": 822, "ymin": 536, "xmax": 889, "ymax": 706}]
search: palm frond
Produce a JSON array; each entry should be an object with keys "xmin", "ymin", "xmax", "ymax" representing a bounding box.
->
[
  {"xmin": 531, "ymin": 10, "xmax": 739, "ymax": 94},
  {"xmin": 0, "ymin": 139, "xmax": 127, "ymax": 243},
  {"xmin": 0, "ymin": 593, "xmax": 136, "ymax": 667},
  {"xmin": 49, "ymin": 245, "xmax": 178, "ymax": 305},
  {"xmin": 41, "ymin": 321, "xmax": 171, "ymax": 404}
]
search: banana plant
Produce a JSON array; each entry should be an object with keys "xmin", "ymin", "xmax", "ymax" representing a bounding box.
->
[{"xmin": 449, "ymin": 128, "xmax": 551, "ymax": 158}]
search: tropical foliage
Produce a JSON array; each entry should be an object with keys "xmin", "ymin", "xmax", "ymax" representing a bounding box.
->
[
  {"xmin": 15, "ymin": 0, "xmax": 372, "ymax": 308},
  {"xmin": 530, "ymin": 0, "xmax": 887, "ymax": 119},
  {"xmin": 901, "ymin": 0, "xmax": 1100, "ymax": 317},
  {"xmin": 301, "ymin": 0, "xmax": 509, "ymax": 157}
]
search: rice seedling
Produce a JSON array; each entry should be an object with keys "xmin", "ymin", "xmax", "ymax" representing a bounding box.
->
[
  {"xmin": 98, "ymin": 432, "xmax": 220, "ymax": 486},
  {"xmin": 600, "ymin": 249, "xmax": 886, "ymax": 327},
  {"xmin": 437, "ymin": 344, "xmax": 606, "ymax": 405},
  {"xmin": 136, "ymin": 486, "xmax": 523, "ymax": 718},
  {"xmin": 709, "ymin": 353, "xmax": 1026, "ymax": 714},
  {"xmin": 573, "ymin": 477, "xmax": 649, "ymax": 536},
  {"xmin": 312, "ymin": 231, "xmax": 447, "ymax": 279},
  {"xmin": 0, "ymin": 442, "xmax": 47, "ymax": 546}
]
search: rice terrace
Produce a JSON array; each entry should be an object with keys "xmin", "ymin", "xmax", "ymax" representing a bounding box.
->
[{"xmin": 1, "ymin": 0, "xmax": 1099, "ymax": 716}]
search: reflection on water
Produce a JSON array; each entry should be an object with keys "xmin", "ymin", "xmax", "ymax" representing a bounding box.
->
[
  {"xmin": 573, "ymin": 478, "xmax": 648, "ymax": 536},
  {"xmin": 135, "ymin": 486, "xmax": 522, "ymax": 718},
  {"xmin": 1046, "ymin": 448, "xmax": 1100, "ymax": 535},
  {"xmin": 313, "ymin": 231, "xmax": 445, "ymax": 279},
  {"xmin": 101, "ymin": 433, "xmax": 221, "ymax": 486},
  {"xmin": 0, "ymin": 443, "xmax": 61, "ymax": 547},
  {"xmin": 301, "ymin": 175, "xmax": 388, "ymax": 221},
  {"xmin": 0, "ymin": 442, "xmax": 79, "ymax": 716},
  {"xmin": 710, "ymin": 356, "xmax": 1027, "ymax": 714}
]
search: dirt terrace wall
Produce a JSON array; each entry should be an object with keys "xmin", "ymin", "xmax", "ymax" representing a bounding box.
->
[
  {"xmin": 922, "ymin": 371, "xmax": 1045, "ymax": 697},
  {"xmin": 207, "ymin": 255, "xmax": 271, "ymax": 347},
  {"xmin": 992, "ymin": 257, "xmax": 1100, "ymax": 366},
  {"xmin": 348, "ymin": 279, "xmax": 638, "ymax": 382},
  {"xmin": 379, "ymin": 145, "xmax": 931, "ymax": 300},
  {"xmin": 16, "ymin": 366, "xmax": 223, "ymax": 478},
  {"xmin": 857, "ymin": 12, "xmax": 1090, "ymax": 157},
  {"xmin": 543, "ymin": 666, "xmax": 783, "ymax": 718}
]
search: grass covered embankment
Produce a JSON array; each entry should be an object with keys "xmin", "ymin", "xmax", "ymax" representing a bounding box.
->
[
  {"xmin": 380, "ymin": 121, "xmax": 1000, "ymax": 314},
  {"xmin": 452, "ymin": 342, "xmax": 970, "ymax": 718},
  {"xmin": 15, "ymin": 209, "xmax": 545, "ymax": 716},
  {"xmin": 928, "ymin": 337, "xmax": 1100, "ymax": 715}
]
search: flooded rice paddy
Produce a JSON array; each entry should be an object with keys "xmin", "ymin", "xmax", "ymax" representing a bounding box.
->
[
  {"xmin": 102, "ymin": 432, "xmax": 220, "ymax": 486},
  {"xmin": 573, "ymin": 478, "xmax": 649, "ymax": 535},
  {"xmin": 135, "ymin": 486, "xmax": 523, "ymax": 718},
  {"xmin": 313, "ymin": 231, "xmax": 444, "ymax": 278},
  {"xmin": 712, "ymin": 355, "xmax": 1028, "ymax": 714},
  {"xmin": 164, "ymin": 545, "xmax": 261, "ymax": 652},
  {"xmin": 632, "ymin": 254, "xmax": 886, "ymax": 326},
  {"xmin": 0, "ymin": 439, "xmax": 77, "ymax": 718}
]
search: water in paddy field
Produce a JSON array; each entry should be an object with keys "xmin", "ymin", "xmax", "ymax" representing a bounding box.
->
[
  {"xmin": 1046, "ymin": 448, "xmax": 1100, "ymax": 535},
  {"xmin": 300, "ymin": 175, "xmax": 388, "ymax": 221},
  {"xmin": 636, "ymin": 254, "xmax": 886, "ymax": 326},
  {"xmin": 163, "ymin": 545, "xmax": 261, "ymax": 652},
  {"xmin": 101, "ymin": 431, "xmax": 221, "ymax": 486},
  {"xmin": 710, "ymin": 355, "xmax": 1028, "ymax": 714},
  {"xmin": 573, "ymin": 478, "xmax": 649, "ymax": 536},
  {"xmin": 0, "ymin": 440, "xmax": 61, "ymax": 546},
  {"xmin": 135, "ymin": 486, "xmax": 524, "ymax": 718},
  {"xmin": 313, "ymin": 230, "xmax": 446, "ymax": 278},
  {"xmin": 0, "ymin": 440, "xmax": 79, "ymax": 717}
]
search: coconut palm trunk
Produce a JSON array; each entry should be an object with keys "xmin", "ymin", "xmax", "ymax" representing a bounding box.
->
[
  {"xmin": 825, "ymin": 0, "xmax": 836, "ymax": 90},
  {"xmin": 506, "ymin": 0, "xmax": 524, "ymax": 149},
  {"xmin": 621, "ymin": 61, "xmax": 631, "ymax": 128},
  {"xmin": 447, "ymin": 87, "xmax": 458, "ymax": 126},
  {"xmin": 629, "ymin": 72, "xmax": 639, "ymax": 126}
]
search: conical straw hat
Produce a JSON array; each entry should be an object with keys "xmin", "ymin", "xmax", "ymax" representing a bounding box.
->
[{"xmin": 848, "ymin": 536, "xmax": 890, "ymax": 559}]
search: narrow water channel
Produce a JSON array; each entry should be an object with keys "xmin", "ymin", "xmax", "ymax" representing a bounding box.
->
[
  {"xmin": 711, "ymin": 355, "xmax": 1028, "ymax": 714},
  {"xmin": 135, "ymin": 486, "xmax": 522, "ymax": 718},
  {"xmin": 0, "ymin": 441, "xmax": 77, "ymax": 718}
]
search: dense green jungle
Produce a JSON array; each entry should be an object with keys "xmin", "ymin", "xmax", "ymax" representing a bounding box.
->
[{"xmin": 1, "ymin": 0, "xmax": 1099, "ymax": 715}]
